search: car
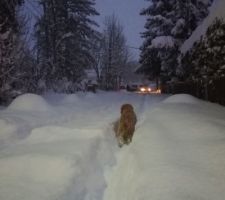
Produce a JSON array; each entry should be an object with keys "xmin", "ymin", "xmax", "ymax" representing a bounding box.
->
[
  {"xmin": 119, "ymin": 84, "xmax": 126, "ymax": 90},
  {"xmin": 86, "ymin": 80, "xmax": 97, "ymax": 93},
  {"xmin": 126, "ymin": 84, "xmax": 139, "ymax": 92},
  {"xmin": 138, "ymin": 85, "xmax": 152, "ymax": 93},
  {"xmin": 148, "ymin": 83, "xmax": 161, "ymax": 93},
  {"xmin": 138, "ymin": 83, "xmax": 161, "ymax": 94},
  {"xmin": 127, "ymin": 82, "xmax": 161, "ymax": 93}
]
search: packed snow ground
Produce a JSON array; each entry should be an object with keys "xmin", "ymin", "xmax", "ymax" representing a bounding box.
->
[{"xmin": 0, "ymin": 91, "xmax": 225, "ymax": 200}]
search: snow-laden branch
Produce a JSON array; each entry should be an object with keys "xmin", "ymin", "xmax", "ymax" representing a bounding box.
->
[
  {"xmin": 55, "ymin": 32, "xmax": 74, "ymax": 49},
  {"xmin": 150, "ymin": 36, "xmax": 175, "ymax": 49}
]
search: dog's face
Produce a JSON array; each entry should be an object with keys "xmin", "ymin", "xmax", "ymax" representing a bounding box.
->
[{"xmin": 116, "ymin": 104, "xmax": 137, "ymax": 147}]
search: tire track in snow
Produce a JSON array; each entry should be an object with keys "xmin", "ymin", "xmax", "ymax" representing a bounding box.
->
[
  {"xmin": 135, "ymin": 94, "xmax": 147, "ymax": 129},
  {"xmin": 135, "ymin": 94, "xmax": 162, "ymax": 129}
]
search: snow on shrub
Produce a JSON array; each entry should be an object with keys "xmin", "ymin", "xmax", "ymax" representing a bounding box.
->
[{"xmin": 8, "ymin": 93, "xmax": 52, "ymax": 112}]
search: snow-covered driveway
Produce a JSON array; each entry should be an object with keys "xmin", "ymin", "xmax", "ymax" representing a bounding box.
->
[{"xmin": 0, "ymin": 92, "xmax": 225, "ymax": 200}]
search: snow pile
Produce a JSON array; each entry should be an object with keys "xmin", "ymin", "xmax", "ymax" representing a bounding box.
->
[
  {"xmin": 181, "ymin": 0, "xmax": 225, "ymax": 53},
  {"xmin": 8, "ymin": 93, "xmax": 52, "ymax": 112},
  {"xmin": 163, "ymin": 94, "xmax": 200, "ymax": 104},
  {"xmin": 0, "ymin": 155, "xmax": 75, "ymax": 200}
]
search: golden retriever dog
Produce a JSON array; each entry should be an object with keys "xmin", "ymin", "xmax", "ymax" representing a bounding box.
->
[{"xmin": 115, "ymin": 104, "xmax": 137, "ymax": 147}]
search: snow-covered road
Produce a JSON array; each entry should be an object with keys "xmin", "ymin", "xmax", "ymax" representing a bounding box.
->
[{"xmin": 0, "ymin": 92, "xmax": 225, "ymax": 200}]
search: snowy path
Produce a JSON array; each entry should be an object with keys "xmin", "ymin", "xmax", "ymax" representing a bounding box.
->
[
  {"xmin": 0, "ymin": 92, "xmax": 225, "ymax": 200},
  {"xmin": 103, "ymin": 94, "xmax": 170, "ymax": 200}
]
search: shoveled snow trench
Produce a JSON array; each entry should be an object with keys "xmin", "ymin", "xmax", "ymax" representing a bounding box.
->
[{"xmin": 0, "ymin": 92, "xmax": 225, "ymax": 200}]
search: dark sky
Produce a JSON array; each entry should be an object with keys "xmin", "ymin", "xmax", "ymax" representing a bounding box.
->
[{"xmin": 94, "ymin": 0, "xmax": 149, "ymax": 60}]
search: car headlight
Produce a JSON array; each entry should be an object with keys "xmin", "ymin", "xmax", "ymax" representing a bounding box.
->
[
  {"xmin": 140, "ymin": 87, "xmax": 146, "ymax": 92},
  {"xmin": 148, "ymin": 88, "xmax": 151, "ymax": 92}
]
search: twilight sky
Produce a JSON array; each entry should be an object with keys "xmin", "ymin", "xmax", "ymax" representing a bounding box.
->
[
  {"xmin": 23, "ymin": 0, "xmax": 149, "ymax": 61},
  {"xmin": 94, "ymin": 0, "xmax": 149, "ymax": 60}
]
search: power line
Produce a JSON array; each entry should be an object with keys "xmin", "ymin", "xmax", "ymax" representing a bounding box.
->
[{"xmin": 126, "ymin": 45, "xmax": 140, "ymax": 50}]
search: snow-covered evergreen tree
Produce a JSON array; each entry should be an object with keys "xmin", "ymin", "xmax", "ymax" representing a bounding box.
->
[
  {"xmin": 35, "ymin": 0, "xmax": 99, "ymax": 92},
  {"xmin": 0, "ymin": 0, "xmax": 24, "ymax": 103},
  {"xmin": 139, "ymin": 0, "xmax": 212, "ymax": 83},
  {"xmin": 182, "ymin": 18, "xmax": 225, "ymax": 81}
]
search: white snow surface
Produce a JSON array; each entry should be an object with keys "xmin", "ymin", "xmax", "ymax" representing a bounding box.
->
[
  {"xmin": 181, "ymin": 0, "xmax": 225, "ymax": 53},
  {"xmin": 8, "ymin": 93, "xmax": 52, "ymax": 112},
  {"xmin": 0, "ymin": 92, "xmax": 225, "ymax": 200},
  {"xmin": 163, "ymin": 93, "xmax": 201, "ymax": 104}
]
